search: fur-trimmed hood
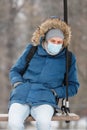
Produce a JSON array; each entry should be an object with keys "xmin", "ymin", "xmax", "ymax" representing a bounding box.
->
[{"xmin": 31, "ymin": 18, "xmax": 71, "ymax": 47}]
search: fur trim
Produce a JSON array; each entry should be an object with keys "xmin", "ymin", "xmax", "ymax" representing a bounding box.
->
[{"xmin": 31, "ymin": 18, "xmax": 71, "ymax": 47}]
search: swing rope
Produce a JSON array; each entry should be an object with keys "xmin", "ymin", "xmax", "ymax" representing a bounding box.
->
[
  {"xmin": 61, "ymin": 0, "xmax": 70, "ymax": 115},
  {"xmin": 64, "ymin": 0, "xmax": 68, "ymax": 24}
]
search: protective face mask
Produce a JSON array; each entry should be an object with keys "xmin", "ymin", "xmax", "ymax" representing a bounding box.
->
[{"xmin": 47, "ymin": 42, "xmax": 63, "ymax": 55}]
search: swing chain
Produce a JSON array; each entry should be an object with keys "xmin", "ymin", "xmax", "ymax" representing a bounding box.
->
[
  {"xmin": 61, "ymin": 99, "xmax": 70, "ymax": 123},
  {"xmin": 61, "ymin": 99, "xmax": 70, "ymax": 114}
]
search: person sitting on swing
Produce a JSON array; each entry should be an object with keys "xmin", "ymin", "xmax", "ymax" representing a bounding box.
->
[{"xmin": 8, "ymin": 16, "xmax": 80, "ymax": 130}]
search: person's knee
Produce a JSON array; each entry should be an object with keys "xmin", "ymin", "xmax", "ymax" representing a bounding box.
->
[
  {"xmin": 36, "ymin": 116, "xmax": 51, "ymax": 126},
  {"xmin": 8, "ymin": 119, "xmax": 24, "ymax": 130},
  {"xmin": 36, "ymin": 118, "xmax": 51, "ymax": 130}
]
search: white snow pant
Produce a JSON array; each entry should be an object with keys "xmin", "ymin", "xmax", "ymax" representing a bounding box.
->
[{"xmin": 8, "ymin": 103, "xmax": 54, "ymax": 130}]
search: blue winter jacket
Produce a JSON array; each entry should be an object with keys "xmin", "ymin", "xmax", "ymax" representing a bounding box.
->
[{"xmin": 9, "ymin": 44, "xmax": 80, "ymax": 108}]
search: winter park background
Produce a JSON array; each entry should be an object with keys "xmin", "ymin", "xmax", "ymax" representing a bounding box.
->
[{"xmin": 0, "ymin": 0, "xmax": 87, "ymax": 129}]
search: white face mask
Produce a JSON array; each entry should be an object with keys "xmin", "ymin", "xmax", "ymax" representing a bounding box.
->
[{"xmin": 47, "ymin": 42, "xmax": 63, "ymax": 55}]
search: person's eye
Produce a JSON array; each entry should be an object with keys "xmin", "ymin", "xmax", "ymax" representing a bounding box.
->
[
  {"xmin": 51, "ymin": 40, "xmax": 55, "ymax": 42},
  {"xmin": 57, "ymin": 41, "xmax": 63, "ymax": 44}
]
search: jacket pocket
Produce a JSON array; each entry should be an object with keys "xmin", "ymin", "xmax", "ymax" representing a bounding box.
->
[{"xmin": 10, "ymin": 82, "xmax": 30, "ymax": 101}]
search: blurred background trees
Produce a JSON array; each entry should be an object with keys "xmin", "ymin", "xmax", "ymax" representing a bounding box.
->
[{"xmin": 0, "ymin": 0, "xmax": 87, "ymax": 118}]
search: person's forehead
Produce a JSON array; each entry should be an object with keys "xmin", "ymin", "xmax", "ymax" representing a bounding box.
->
[{"xmin": 48, "ymin": 37, "xmax": 63, "ymax": 41}]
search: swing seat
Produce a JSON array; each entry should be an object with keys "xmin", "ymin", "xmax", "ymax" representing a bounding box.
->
[
  {"xmin": 26, "ymin": 113, "xmax": 80, "ymax": 121},
  {"xmin": 0, "ymin": 113, "xmax": 80, "ymax": 122},
  {"xmin": 52, "ymin": 113, "xmax": 80, "ymax": 121}
]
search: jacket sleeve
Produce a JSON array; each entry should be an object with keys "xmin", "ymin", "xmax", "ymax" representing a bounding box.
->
[
  {"xmin": 55, "ymin": 54, "xmax": 80, "ymax": 98},
  {"xmin": 9, "ymin": 44, "xmax": 32, "ymax": 86}
]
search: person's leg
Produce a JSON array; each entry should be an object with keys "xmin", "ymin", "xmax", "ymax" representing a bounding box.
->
[
  {"xmin": 31, "ymin": 104, "xmax": 54, "ymax": 130},
  {"xmin": 8, "ymin": 103, "xmax": 30, "ymax": 130}
]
